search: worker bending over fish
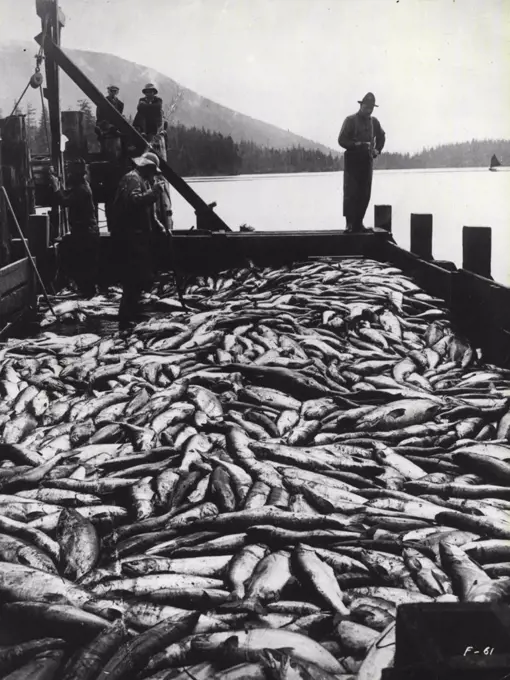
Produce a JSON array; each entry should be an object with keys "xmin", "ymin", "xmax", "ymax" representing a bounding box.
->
[
  {"xmin": 110, "ymin": 153, "xmax": 167, "ymax": 332},
  {"xmin": 49, "ymin": 158, "xmax": 100, "ymax": 298},
  {"xmin": 338, "ymin": 92, "xmax": 386, "ymax": 233}
]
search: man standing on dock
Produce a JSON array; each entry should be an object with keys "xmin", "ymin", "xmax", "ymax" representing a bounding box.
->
[
  {"xmin": 338, "ymin": 92, "xmax": 385, "ymax": 233},
  {"xmin": 110, "ymin": 154, "xmax": 166, "ymax": 332}
]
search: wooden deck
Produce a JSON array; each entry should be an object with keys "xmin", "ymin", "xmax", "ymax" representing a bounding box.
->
[{"xmin": 0, "ymin": 258, "xmax": 37, "ymax": 330}]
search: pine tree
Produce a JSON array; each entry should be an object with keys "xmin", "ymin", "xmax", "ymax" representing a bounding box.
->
[
  {"xmin": 25, "ymin": 102, "xmax": 38, "ymax": 154},
  {"xmin": 11, "ymin": 99, "xmax": 22, "ymax": 116},
  {"xmin": 33, "ymin": 105, "xmax": 50, "ymax": 155},
  {"xmin": 77, "ymin": 98, "xmax": 99, "ymax": 152}
]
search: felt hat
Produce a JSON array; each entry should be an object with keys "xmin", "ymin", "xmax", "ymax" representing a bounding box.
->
[
  {"xmin": 132, "ymin": 154, "xmax": 161, "ymax": 173},
  {"xmin": 358, "ymin": 92, "xmax": 378, "ymax": 107},
  {"xmin": 142, "ymin": 83, "xmax": 158, "ymax": 94},
  {"xmin": 143, "ymin": 152, "xmax": 162, "ymax": 167}
]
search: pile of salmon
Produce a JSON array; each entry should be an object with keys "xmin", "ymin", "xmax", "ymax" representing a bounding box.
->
[{"xmin": 1, "ymin": 257, "xmax": 510, "ymax": 680}]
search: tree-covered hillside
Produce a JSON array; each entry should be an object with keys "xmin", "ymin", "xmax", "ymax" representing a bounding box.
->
[
  {"xmin": 376, "ymin": 140, "xmax": 509, "ymax": 169},
  {"xmin": 23, "ymin": 98, "xmax": 509, "ymax": 174}
]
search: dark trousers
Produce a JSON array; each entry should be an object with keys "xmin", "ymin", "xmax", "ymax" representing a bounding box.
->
[
  {"xmin": 343, "ymin": 151, "xmax": 373, "ymax": 229},
  {"xmin": 60, "ymin": 232, "xmax": 99, "ymax": 298},
  {"xmin": 115, "ymin": 233, "xmax": 155, "ymax": 328},
  {"xmin": 118, "ymin": 279, "xmax": 146, "ymax": 328}
]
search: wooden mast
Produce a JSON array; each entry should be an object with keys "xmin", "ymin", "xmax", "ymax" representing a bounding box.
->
[{"xmin": 36, "ymin": 0, "xmax": 66, "ymax": 239}]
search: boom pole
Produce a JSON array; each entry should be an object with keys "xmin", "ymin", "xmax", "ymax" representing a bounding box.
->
[
  {"xmin": 34, "ymin": 20, "xmax": 231, "ymax": 232},
  {"xmin": 36, "ymin": 0, "xmax": 66, "ymax": 239}
]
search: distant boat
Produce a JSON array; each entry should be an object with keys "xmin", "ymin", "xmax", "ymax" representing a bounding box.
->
[{"xmin": 489, "ymin": 154, "xmax": 502, "ymax": 171}]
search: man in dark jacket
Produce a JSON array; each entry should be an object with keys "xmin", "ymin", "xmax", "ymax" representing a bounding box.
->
[
  {"xmin": 110, "ymin": 154, "xmax": 166, "ymax": 331},
  {"xmin": 338, "ymin": 92, "xmax": 386, "ymax": 232},
  {"xmin": 133, "ymin": 83, "xmax": 164, "ymax": 141},
  {"xmin": 49, "ymin": 159, "xmax": 100, "ymax": 298},
  {"xmin": 96, "ymin": 85, "xmax": 124, "ymax": 127},
  {"xmin": 95, "ymin": 85, "xmax": 125, "ymax": 148}
]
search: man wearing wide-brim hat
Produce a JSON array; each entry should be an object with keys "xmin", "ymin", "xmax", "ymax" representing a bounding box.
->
[
  {"xmin": 133, "ymin": 82, "xmax": 164, "ymax": 140},
  {"xmin": 338, "ymin": 92, "xmax": 386, "ymax": 233},
  {"xmin": 110, "ymin": 152, "xmax": 166, "ymax": 331}
]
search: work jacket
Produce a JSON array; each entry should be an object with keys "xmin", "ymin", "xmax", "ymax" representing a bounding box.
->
[
  {"xmin": 111, "ymin": 169, "xmax": 161, "ymax": 237},
  {"xmin": 338, "ymin": 112, "xmax": 386, "ymax": 156},
  {"xmin": 133, "ymin": 96, "xmax": 164, "ymax": 136},
  {"xmin": 96, "ymin": 95, "xmax": 124, "ymax": 133},
  {"xmin": 111, "ymin": 169, "xmax": 163, "ymax": 284}
]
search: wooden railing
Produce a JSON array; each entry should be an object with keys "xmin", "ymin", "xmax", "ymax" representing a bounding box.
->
[{"xmin": 371, "ymin": 205, "xmax": 510, "ymax": 367}]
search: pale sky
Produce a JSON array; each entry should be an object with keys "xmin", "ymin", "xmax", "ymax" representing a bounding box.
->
[{"xmin": 0, "ymin": 0, "xmax": 509, "ymax": 152}]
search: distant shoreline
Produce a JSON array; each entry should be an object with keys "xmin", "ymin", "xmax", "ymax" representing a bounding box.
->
[{"xmin": 184, "ymin": 165, "xmax": 506, "ymax": 181}]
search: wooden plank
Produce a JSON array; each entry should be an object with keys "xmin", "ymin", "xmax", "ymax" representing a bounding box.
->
[
  {"xmin": 410, "ymin": 214, "xmax": 433, "ymax": 260},
  {"xmin": 0, "ymin": 258, "xmax": 32, "ymax": 292},
  {"xmin": 0, "ymin": 121, "xmax": 9, "ymax": 267},
  {"xmin": 98, "ymin": 230, "xmax": 389, "ymax": 280},
  {"xmin": 0, "ymin": 116, "xmax": 36, "ymax": 235},
  {"xmin": 455, "ymin": 269, "xmax": 510, "ymax": 333},
  {"xmin": 0, "ymin": 285, "xmax": 33, "ymax": 317},
  {"xmin": 374, "ymin": 205, "xmax": 392, "ymax": 232},
  {"xmin": 36, "ymin": 0, "xmax": 66, "ymax": 24},
  {"xmin": 463, "ymin": 226, "xmax": 492, "ymax": 278},
  {"xmin": 381, "ymin": 241, "xmax": 454, "ymax": 305}
]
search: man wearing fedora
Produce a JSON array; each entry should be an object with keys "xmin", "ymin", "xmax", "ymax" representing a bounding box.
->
[
  {"xmin": 110, "ymin": 153, "xmax": 166, "ymax": 331},
  {"xmin": 338, "ymin": 92, "xmax": 386, "ymax": 233},
  {"xmin": 133, "ymin": 83, "xmax": 164, "ymax": 141}
]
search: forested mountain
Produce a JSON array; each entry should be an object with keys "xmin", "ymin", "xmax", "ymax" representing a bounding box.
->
[
  {"xmin": 22, "ymin": 100, "xmax": 341, "ymax": 175},
  {"xmin": 0, "ymin": 41, "xmax": 336, "ymax": 154},
  {"xmin": 377, "ymin": 140, "xmax": 510, "ymax": 169}
]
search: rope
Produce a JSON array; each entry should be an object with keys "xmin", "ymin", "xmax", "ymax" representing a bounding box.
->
[
  {"xmin": 7, "ymin": 17, "xmax": 49, "ymax": 118},
  {"xmin": 9, "ymin": 82, "xmax": 32, "ymax": 118}
]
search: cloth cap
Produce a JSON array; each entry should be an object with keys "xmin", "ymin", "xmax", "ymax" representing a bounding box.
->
[
  {"xmin": 107, "ymin": 85, "xmax": 119, "ymax": 92},
  {"xmin": 358, "ymin": 92, "xmax": 378, "ymax": 107},
  {"xmin": 142, "ymin": 83, "xmax": 158, "ymax": 94},
  {"xmin": 132, "ymin": 155, "xmax": 162, "ymax": 173}
]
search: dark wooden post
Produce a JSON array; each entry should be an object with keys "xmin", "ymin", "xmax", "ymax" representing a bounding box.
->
[
  {"xmin": 0, "ymin": 127, "xmax": 9, "ymax": 267},
  {"xmin": 463, "ymin": 226, "xmax": 492, "ymax": 279},
  {"xmin": 410, "ymin": 214, "xmax": 433, "ymax": 260},
  {"xmin": 0, "ymin": 116, "xmax": 35, "ymax": 242},
  {"xmin": 36, "ymin": 0, "xmax": 66, "ymax": 239},
  {"xmin": 61, "ymin": 110, "xmax": 88, "ymax": 159},
  {"xmin": 375, "ymin": 205, "xmax": 392, "ymax": 232},
  {"xmin": 26, "ymin": 213, "xmax": 50, "ymax": 261}
]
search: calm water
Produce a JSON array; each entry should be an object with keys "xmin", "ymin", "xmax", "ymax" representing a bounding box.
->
[{"xmin": 169, "ymin": 168, "xmax": 510, "ymax": 287}]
